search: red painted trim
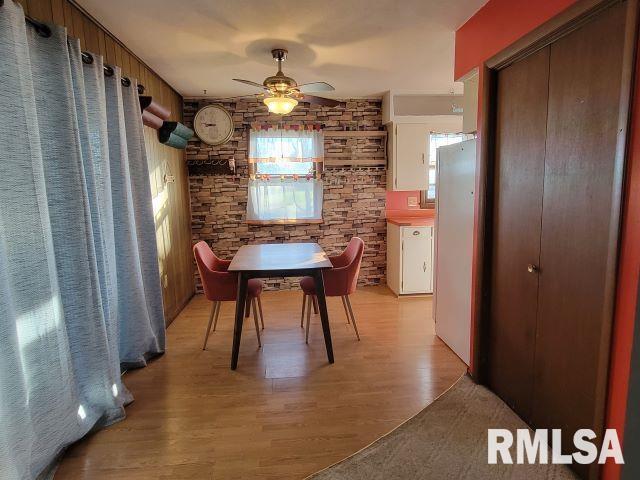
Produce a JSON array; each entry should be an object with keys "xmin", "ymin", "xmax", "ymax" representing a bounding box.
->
[
  {"xmin": 455, "ymin": 0, "xmax": 577, "ymax": 80},
  {"xmin": 603, "ymin": 39, "xmax": 640, "ymax": 479}
]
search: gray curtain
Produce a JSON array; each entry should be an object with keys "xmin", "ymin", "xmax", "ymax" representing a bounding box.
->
[{"xmin": 0, "ymin": 2, "xmax": 166, "ymax": 478}]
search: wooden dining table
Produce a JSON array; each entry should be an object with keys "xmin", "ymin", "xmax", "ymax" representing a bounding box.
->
[{"xmin": 227, "ymin": 242, "xmax": 334, "ymax": 370}]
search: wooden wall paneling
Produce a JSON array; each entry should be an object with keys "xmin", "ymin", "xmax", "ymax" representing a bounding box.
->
[
  {"xmin": 142, "ymin": 66, "xmax": 151, "ymax": 93},
  {"xmin": 82, "ymin": 15, "xmax": 99, "ymax": 53},
  {"xmin": 171, "ymin": 147, "xmax": 185, "ymax": 314},
  {"xmin": 27, "ymin": 0, "xmax": 52, "ymax": 21},
  {"xmin": 97, "ymin": 30, "xmax": 106, "ymax": 61},
  {"xmin": 141, "ymin": 66, "xmax": 151, "ymax": 93},
  {"xmin": 174, "ymin": 154, "xmax": 188, "ymax": 310},
  {"xmin": 113, "ymin": 43, "xmax": 123, "ymax": 73},
  {"xmin": 50, "ymin": 0, "xmax": 64, "ymax": 24},
  {"xmin": 488, "ymin": 46, "xmax": 550, "ymax": 422},
  {"xmin": 139, "ymin": 63, "xmax": 147, "ymax": 86},
  {"xmin": 137, "ymin": 64, "xmax": 146, "ymax": 90},
  {"xmin": 61, "ymin": 0, "xmax": 73, "ymax": 36},
  {"xmin": 70, "ymin": 4, "xmax": 85, "ymax": 48},
  {"xmin": 179, "ymin": 151, "xmax": 192, "ymax": 308},
  {"xmin": 121, "ymin": 50, "xmax": 131, "ymax": 77},
  {"xmin": 160, "ymin": 77, "xmax": 168, "ymax": 108},
  {"xmin": 130, "ymin": 57, "xmax": 140, "ymax": 82},
  {"xmin": 103, "ymin": 34, "xmax": 115, "ymax": 65}
]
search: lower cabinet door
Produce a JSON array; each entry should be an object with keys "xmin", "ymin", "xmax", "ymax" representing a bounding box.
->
[{"xmin": 401, "ymin": 227, "xmax": 432, "ymax": 294}]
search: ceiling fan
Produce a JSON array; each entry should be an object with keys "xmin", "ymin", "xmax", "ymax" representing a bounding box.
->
[{"xmin": 232, "ymin": 49, "xmax": 343, "ymax": 115}]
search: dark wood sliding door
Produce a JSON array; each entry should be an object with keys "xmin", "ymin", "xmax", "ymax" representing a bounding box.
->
[
  {"xmin": 488, "ymin": 46, "xmax": 550, "ymax": 422},
  {"xmin": 487, "ymin": 1, "xmax": 629, "ymax": 478},
  {"xmin": 532, "ymin": 0, "xmax": 627, "ymax": 446}
]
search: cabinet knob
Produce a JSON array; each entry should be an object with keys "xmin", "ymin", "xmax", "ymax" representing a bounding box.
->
[
  {"xmin": 527, "ymin": 264, "xmax": 539, "ymax": 273},
  {"xmin": 413, "ymin": 230, "xmax": 420, "ymax": 236}
]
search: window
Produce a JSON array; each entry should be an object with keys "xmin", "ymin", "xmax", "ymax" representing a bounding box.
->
[
  {"xmin": 247, "ymin": 127, "xmax": 324, "ymax": 224},
  {"xmin": 421, "ymin": 132, "xmax": 475, "ymax": 208}
]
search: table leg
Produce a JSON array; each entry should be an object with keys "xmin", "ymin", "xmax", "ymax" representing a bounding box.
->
[
  {"xmin": 313, "ymin": 269, "xmax": 334, "ymax": 364},
  {"xmin": 231, "ymin": 272, "xmax": 248, "ymax": 370}
]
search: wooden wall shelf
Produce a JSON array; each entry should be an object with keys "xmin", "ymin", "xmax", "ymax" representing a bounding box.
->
[{"xmin": 324, "ymin": 131, "xmax": 387, "ymax": 138}]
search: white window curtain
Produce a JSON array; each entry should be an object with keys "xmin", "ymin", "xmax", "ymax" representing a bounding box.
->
[
  {"xmin": 247, "ymin": 179, "xmax": 323, "ymax": 223},
  {"xmin": 249, "ymin": 128, "xmax": 324, "ymax": 164},
  {"xmin": 247, "ymin": 128, "xmax": 324, "ymax": 222},
  {"xmin": 0, "ymin": 2, "xmax": 165, "ymax": 478}
]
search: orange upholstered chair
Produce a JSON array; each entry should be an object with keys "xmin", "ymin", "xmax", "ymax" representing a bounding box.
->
[
  {"xmin": 299, "ymin": 237, "xmax": 364, "ymax": 342},
  {"xmin": 193, "ymin": 241, "xmax": 265, "ymax": 350}
]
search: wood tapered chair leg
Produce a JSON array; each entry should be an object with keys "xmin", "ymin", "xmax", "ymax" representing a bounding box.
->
[
  {"xmin": 251, "ymin": 298, "xmax": 261, "ymax": 348},
  {"xmin": 300, "ymin": 294, "xmax": 307, "ymax": 328},
  {"xmin": 344, "ymin": 296, "xmax": 360, "ymax": 341},
  {"xmin": 212, "ymin": 301, "xmax": 221, "ymax": 331},
  {"xmin": 203, "ymin": 301, "xmax": 218, "ymax": 350},
  {"xmin": 312, "ymin": 295, "xmax": 319, "ymax": 314},
  {"xmin": 305, "ymin": 295, "xmax": 312, "ymax": 344},
  {"xmin": 341, "ymin": 296, "xmax": 351, "ymax": 324},
  {"xmin": 257, "ymin": 296, "xmax": 265, "ymax": 330}
]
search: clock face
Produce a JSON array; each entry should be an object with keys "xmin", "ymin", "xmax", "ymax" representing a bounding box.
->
[{"xmin": 193, "ymin": 105, "xmax": 234, "ymax": 146}]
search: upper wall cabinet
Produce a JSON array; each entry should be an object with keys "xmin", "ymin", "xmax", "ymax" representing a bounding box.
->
[
  {"xmin": 462, "ymin": 70, "xmax": 479, "ymax": 134},
  {"xmin": 387, "ymin": 123, "xmax": 429, "ymax": 191},
  {"xmin": 386, "ymin": 116, "xmax": 464, "ymax": 191}
]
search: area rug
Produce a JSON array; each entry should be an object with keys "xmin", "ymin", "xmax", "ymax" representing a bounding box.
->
[{"xmin": 307, "ymin": 375, "xmax": 577, "ymax": 480}]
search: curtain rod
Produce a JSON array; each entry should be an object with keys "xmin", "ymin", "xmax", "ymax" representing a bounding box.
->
[{"xmin": 0, "ymin": 1, "xmax": 145, "ymax": 94}]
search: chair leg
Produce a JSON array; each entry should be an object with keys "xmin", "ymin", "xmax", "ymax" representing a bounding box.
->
[
  {"xmin": 257, "ymin": 296, "xmax": 265, "ymax": 330},
  {"xmin": 344, "ymin": 296, "xmax": 360, "ymax": 341},
  {"xmin": 251, "ymin": 298, "xmax": 261, "ymax": 348},
  {"xmin": 245, "ymin": 296, "xmax": 251, "ymax": 318},
  {"xmin": 212, "ymin": 301, "xmax": 221, "ymax": 331},
  {"xmin": 203, "ymin": 301, "xmax": 218, "ymax": 350},
  {"xmin": 305, "ymin": 295, "xmax": 313, "ymax": 344},
  {"xmin": 300, "ymin": 294, "xmax": 306, "ymax": 328},
  {"xmin": 341, "ymin": 296, "xmax": 351, "ymax": 324},
  {"xmin": 312, "ymin": 295, "xmax": 319, "ymax": 314}
]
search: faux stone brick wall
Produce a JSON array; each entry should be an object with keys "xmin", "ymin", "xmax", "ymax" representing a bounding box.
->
[{"xmin": 185, "ymin": 98, "xmax": 387, "ymax": 292}]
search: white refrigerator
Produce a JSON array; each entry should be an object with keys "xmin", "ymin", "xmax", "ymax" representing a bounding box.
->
[{"xmin": 434, "ymin": 139, "xmax": 476, "ymax": 365}]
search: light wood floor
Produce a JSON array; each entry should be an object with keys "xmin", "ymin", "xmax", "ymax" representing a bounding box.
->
[{"xmin": 56, "ymin": 286, "xmax": 466, "ymax": 480}]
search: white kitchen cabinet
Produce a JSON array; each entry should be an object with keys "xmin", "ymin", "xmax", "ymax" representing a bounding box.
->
[
  {"xmin": 387, "ymin": 123, "xmax": 430, "ymax": 191},
  {"xmin": 462, "ymin": 70, "xmax": 479, "ymax": 134},
  {"xmin": 386, "ymin": 222, "xmax": 434, "ymax": 295},
  {"xmin": 386, "ymin": 117, "xmax": 464, "ymax": 191}
]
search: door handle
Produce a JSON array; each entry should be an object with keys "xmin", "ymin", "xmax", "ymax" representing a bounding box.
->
[
  {"xmin": 423, "ymin": 261, "xmax": 427, "ymax": 272},
  {"xmin": 527, "ymin": 264, "xmax": 539, "ymax": 273}
]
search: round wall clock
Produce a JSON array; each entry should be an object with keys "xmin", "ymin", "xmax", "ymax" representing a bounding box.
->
[{"xmin": 193, "ymin": 105, "xmax": 234, "ymax": 146}]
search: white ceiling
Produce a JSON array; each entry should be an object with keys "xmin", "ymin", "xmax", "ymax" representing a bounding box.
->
[{"xmin": 77, "ymin": 0, "xmax": 486, "ymax": 98}]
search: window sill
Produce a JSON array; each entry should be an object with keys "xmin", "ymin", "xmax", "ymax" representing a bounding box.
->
[{"xmin": 247, "ymin": 219, "xmax": 324, "ymax": 226}]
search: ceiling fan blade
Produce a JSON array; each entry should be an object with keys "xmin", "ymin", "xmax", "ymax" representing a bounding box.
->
[
  {"xmin": 296, "ymin": 82, "xmax": 335, "ymax": 93},
  {"xmin": 233, "ymin": 78, "xmax": 269, "ymax": 91},
  {"xmin": 300, "ymin": 95, "xmax": 343, "ymax": 108},
  {"xmin": 215, "ymin": 93, "xmax": 264, "ymax": 100}
]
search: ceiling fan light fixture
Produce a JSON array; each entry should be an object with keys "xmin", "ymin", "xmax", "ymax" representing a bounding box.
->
[{"xmin": 264, "ymin": 95, "xmax": 298, "ymax": 115}]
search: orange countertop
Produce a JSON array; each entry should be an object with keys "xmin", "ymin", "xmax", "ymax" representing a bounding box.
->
[{"xmin": 386, "ymin": 216, "xmax": 435, "ymax": 227}]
